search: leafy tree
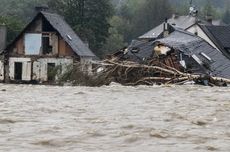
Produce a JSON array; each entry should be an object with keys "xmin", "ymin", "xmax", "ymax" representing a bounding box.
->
[
  {"xmin": 101, "ymin": 16, "xmax": 127, "ymax": 56},
  {"xmin": 0, "ymin": 16, "xmax": 24, "ymax": 44},
  {"xmin": 0, "ymin": 0, "xmax": 48, "ymax": 21},
  {"xmin": 131, "ymin": 0, "xmax": 173, "ymax": 38},
  {"xmin": 201, "ymin": 0, "xmax": 219, "ymax": 19},
  {"xmin": 48, "ymin": 0, "xmax": 114, "ymax": 56},
  {"xmin": 223, "ymin": 9, "xmax": 230, "ymax": 24}
]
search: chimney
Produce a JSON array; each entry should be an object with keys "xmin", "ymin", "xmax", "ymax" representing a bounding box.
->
[
  {"xmin": 163, "ymin": 18, "xmax": 169, "ymax": 37},
  {"xmin": 35, "ymin": 5, "xmax": 49, "ymax": 13},
  {"xmin": 0, "ymin": 24, "xmax": 7, "ymax": 51},
  {"xmin": 206, "ymin": 14, "xmax": 213, "ymax": 24},
  {"xmin": 172, "ymin": 13, "xmax": 179, "ymax": 19}
]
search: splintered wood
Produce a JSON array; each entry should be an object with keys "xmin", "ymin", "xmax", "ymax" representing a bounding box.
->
[{"xmin": 99, "ymin": 59, "xmax": 230, "ymax": 86}]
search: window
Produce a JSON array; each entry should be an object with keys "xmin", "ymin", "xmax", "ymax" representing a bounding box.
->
[
  {"xmin": 42, "ymin": 34, "xmax": 53, "ymax": 54},
  {"xmin": 25, "ymin": 33, "xmax": 42, "ymax": 55}
]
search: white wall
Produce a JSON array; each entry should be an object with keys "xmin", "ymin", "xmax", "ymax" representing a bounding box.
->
[
  {"xmin": 0, "ymin": 61, "xmax": 4, "ymax": 81},
  {"xmin": 9, "ymin": 57, "xmax": 31, "ymax": 81},
  {"xmin": 32, "ymin": 58, "xmax": 73, "ymax": 82},
  {"xmin": 186, "ymin": 25, "xmax": 220, "ymax": 52}
]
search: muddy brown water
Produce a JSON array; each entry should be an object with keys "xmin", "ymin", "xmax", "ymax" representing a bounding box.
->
[{"xmin": 0, "ymin": 84, "xmax": 229, "ymax": 152}]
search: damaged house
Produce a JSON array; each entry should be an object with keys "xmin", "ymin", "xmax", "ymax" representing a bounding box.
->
[
  {"xmin": 138, "ymin": 5, "xmax": 230, "ymax": 59},
  {"xmin": 198, "ymin": 25, "xmax": 230, "ymax": 58},
  {"xmin": 112, "ymin": 5, "xmax": 230, "ymax": 80},
  {"xmin": 139, "ymin": 11, "xmax": 224, "ymax": 40},
  {"xmin": 117, "ymin": 22, "xmax": 230, "ymax": 79},
  {"xmin": 0, "ymin": 11, "xmax": 96, "ymax": 83}
]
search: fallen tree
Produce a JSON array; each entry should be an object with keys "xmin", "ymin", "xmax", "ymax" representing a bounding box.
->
[
  {"xmin": 57, "ymin": 58, "xmax": 230, "ymax": 87},
  {"xmin": 96, "ymin": 59, "xmax": 230, "ymax": 87}
]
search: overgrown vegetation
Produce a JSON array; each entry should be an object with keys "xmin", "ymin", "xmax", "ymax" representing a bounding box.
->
[{"xmin": 57, "ymin": 64, "xmax": 109, "ymax": 87}]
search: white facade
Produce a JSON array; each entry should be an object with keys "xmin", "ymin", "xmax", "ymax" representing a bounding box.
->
[
  {"xmin": 33, "ymin": 58, "xmax": 73, "ymax": 81},
  {"xmin": 9, "ymin": 58, "xmax": 32, "ymax": 81},
  {"xmin": 9, "ymin": 57, "xmax": 73, "ymax": 82}
]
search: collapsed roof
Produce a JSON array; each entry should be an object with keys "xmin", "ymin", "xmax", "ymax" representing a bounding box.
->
[
  {"xmin": 124, "ymin": 28, "xmax": 230, "ymax": 79},
  {"xmin": 155, "ymin": 29, "xmax": 230, "ymax": 78}
]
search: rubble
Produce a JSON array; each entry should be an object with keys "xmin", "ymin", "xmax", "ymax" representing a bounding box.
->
[{"xmin": 97, "ymin": 57, "xmax": 230, "ymax": 87}]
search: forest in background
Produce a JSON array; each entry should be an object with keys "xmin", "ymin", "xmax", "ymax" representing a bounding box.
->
[{"xmin": 0, "ymin": 0, "xmax": 230, "ymax": 57}]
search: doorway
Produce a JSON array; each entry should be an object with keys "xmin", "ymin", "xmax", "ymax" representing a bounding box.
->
[
  {"xmin": 14, "ymin": 62, "xmax": 22, "ymax": 80},
  {"xmin": 47, "ymin": 63, "xmax": 56, "ymax": 81}
]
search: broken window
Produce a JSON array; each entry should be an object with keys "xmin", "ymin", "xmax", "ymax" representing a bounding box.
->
[
  {"xmin": 42, "ymin": 34, "xmax": 53, "ymax": 55},
  {"xmin": 25, "ymin": 33, "xmax": 42, "ymax": 55}
]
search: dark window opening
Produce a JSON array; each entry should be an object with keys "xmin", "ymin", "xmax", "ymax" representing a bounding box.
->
[
  {"xmin": 42, "ymin": 34, "xmax": 52, "ymax": 54},
  {"xmin": 47, "ymin": 63, "xmax": 56, "ymax": 81},
  {"xmin": 14, "ymin": 62, "xmax": 22, "ymax": 80},
  {"xmin": 42, "ymin": 17, "xmax": 56, "ymax": 32}
]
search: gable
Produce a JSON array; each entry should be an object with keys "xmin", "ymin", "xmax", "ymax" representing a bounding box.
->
[{"xmin": 6, "ymin": 12, "xmax": 96, "ymax": 58}]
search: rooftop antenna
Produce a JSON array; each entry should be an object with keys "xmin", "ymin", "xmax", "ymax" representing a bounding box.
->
[{"xmin": 189, "ymin": 0, "xmax": 198, "ymax": 17}]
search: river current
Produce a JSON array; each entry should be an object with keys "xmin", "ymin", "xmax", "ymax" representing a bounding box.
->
[{"xmin": 0, "ymin": 84, "xmax": 229, "ymax": 152}]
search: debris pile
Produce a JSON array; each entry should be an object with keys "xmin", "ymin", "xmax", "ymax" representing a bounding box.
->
[{"xmin": 98, "ymin": 58, "xmax": 230, "ymax": 86}]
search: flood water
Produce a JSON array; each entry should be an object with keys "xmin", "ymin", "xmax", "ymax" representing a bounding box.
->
[{"xmin": 0, "ymin": 84, "xmax": 229, "ymax": 152}]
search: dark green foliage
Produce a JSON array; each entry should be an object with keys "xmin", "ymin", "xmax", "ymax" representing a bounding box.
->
[
  {"xmin": 48, "ymin": 0, "xmax": 114, "ymax": 57},
  {"xmin": 0, "ymin": 0, "xmax": 230, "ymax": 56},
  {"xmin": 115, "ymin": 0, "xmax": 172, "ymax": 42},
  {"xmin": 223, "ymin": 10, "xmax": 230, "ymax": 24},
  {"xmin": 132, "ymin": 0, "xmax": 173, "ymax": 38},
  {"xmin": 101, "ymin": 16, "xmax": 127, "ymax": 56},
  {"xmin": 0, "ymin": 0, "xmax": 47, "ymax": 45},
  {"xmin": 0, "ymin": 16, "xmax": 24, "ymax": 44}
]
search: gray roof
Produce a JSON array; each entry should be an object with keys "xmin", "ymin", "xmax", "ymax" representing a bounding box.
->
[
  {"xmin": 139, "ymin": 15, "xmax": 209, "ymax": 39},
  {"xmin": 41, "ymin": 12, "xmax": 95, "ymax": 57},
  {"xmin": 123, "ymin": 40, "xmax": 154, "ymax": 62},
  {"xmin": 5, "ymin": 12, "xmax": 96, "ymax": 58},
  {"xmin": 156, "ymin": 29, "xmax": 230, "ymax": 78},
  {"xmin": 198, "ymin": 25, "xmax": 230, "ymax": 59},
  {"xmin": 199, "ymin": 25, "xmax": 230, "ymax": 49}
]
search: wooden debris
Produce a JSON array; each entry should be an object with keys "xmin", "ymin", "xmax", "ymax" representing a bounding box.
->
[{"xmin": 97, "ymin": 58, "xmax": 230, "ymax": 87}]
